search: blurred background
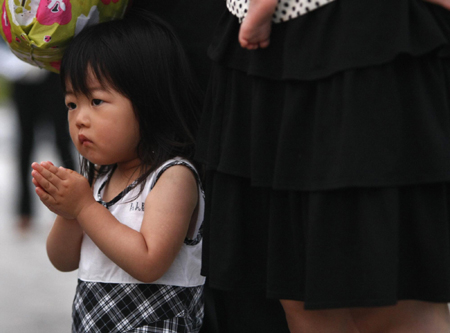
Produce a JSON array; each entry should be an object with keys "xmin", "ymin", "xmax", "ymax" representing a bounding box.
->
[{"xmin": 0, "ymin": 39, "xmax": 78, "ymax": 332}]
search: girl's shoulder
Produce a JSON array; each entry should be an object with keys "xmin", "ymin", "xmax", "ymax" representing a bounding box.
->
[
  {"xmin": 150, "ymin": 157, "xmax": 201, "ymax": 190},
  {"xmin": 148, "ymin": 157, "xmax": 204, "ymax": 241}
]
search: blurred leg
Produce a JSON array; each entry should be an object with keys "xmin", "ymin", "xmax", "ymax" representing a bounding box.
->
[
  {"xmin": 280, "ymin": 300, "xmax": 359, "ymax": 333},
  {"xmin": 42, "ymin": 73, "xmax": 75, "ymax": 170},
  {"xmin": 13, "ymin": 81, "xmax": 38, "ymax": 230},
  {"xmin": 351, "ymin": 300, "xmax": 450, "ymax": 333}
]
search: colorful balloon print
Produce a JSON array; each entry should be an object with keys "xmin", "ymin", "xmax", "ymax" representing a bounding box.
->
[
  {"xmin": 36, "ymin": 0, "xmax": 72, "ymax": 26},
  {"xmin": 1, "ymin": 1, "xmax": 11, "ymax": 43},
  {"xmin": 0, "ymin": 0, "xmax": 129, "ymax": 73}
]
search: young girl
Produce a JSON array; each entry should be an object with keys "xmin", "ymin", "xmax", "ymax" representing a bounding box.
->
[
  {"xmin": 31, "ymin": 9, "xmax": 205, "ymax": 333},
  {"xmin": 198, "ymin": 0, "xmax": 450, "ymax": 332}
]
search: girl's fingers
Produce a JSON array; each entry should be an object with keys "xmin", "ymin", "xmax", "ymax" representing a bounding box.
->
[
  {"xmin": 35, "ymin": 188, "xmax": 59, "ymax": 214},
  {"xmin": 40, "ymin": 161, "xmax": 69, "ymax": 180},
  {"xmin": 31, "ymin": 177, "xmax": 41, "ymax": 188},
  {"xmin": 31, "ymin": 163, "xmax": 61, "ymax": 197},
  {"xmin": 35, "ymin": 185, "xmax": 56, "ymax": 206},
  {"xmin": 31, "ymin": 162, "xmax": 62, "ymax": 189},
  {"xmin": 31, "ymin": 167, "xmax": 58, "ymax": 195},
  {"xmin": 35, "ymin": 186, "xmax": 46, "ymax": 198}
]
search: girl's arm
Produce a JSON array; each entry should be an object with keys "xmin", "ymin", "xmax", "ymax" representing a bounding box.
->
[
  {"xmin": 46, "ymin": 215, "xmax": 83, "ymax": 272},
  {"xmin": 77, "ymin": 165, "xmax": 197, "ymax": 282},
  {"xmin": 31, "ymin": 163, "xmax": 84, "ymax": 272},
  {"xmin": 32, "ymin": 162, "xmax": 198, "ymax": 283}
]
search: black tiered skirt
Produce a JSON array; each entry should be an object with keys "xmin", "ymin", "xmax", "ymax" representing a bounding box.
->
[{"xmin": 196, "ymin": 0, "xmax": 450, "ymax": 310}]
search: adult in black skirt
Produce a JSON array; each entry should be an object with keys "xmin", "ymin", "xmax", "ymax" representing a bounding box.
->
[
  {"xmin": 196, "ymin": 0, "xmax": 450, "ymax": 331},
  {"xmin": 131, "ymin": 1, "xmax": 290, "ymax": 332}
]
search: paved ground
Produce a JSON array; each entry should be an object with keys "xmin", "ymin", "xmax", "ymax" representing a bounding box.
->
[{"xmin": 0, "ymin": 102, "xmax": 77, "ymax": 332}]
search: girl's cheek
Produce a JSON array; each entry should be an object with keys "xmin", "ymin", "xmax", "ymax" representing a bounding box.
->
[
  {"xmin": 67, "ymin": 113, "xmax": 75, "ymax": 126},
  {"xmin": 68, "ymin": 127, "xmax": 78, "ymax": 147}
]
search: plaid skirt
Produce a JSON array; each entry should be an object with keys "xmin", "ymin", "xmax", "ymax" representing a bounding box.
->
[{"xmin": 72, "ymin": 280, "xmax": 204, "ymax": 333}]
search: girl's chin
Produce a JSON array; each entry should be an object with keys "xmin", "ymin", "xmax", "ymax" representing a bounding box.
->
[{"xmin": 78, "ymin": 154, "xmax": 108, "ymax": 166}]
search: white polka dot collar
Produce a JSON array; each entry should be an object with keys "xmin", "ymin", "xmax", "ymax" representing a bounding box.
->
[{"xmin": 227, "ymin": 0, "xmax": 336, "ymax": 24}]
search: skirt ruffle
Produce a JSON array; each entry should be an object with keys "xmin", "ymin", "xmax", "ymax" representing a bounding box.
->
[
  {"xmin": 196, "ymin": 54, "xmax": 450, "ymax": 190},
  {"xmin": 196, "ymin": 0, "xmax": 450, "ymax": 309},
  {"xmin": 201, "ymin": 172, "xmax": 450, "ymax": 309},
  {"xmin": 208, "ymin": 0, "xmax": 450, "ymax": 80}
]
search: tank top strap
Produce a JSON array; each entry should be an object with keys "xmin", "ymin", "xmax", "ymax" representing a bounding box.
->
[{"xmin": 150, "ymin": 158, "xmax": 202, "ymax": 190}]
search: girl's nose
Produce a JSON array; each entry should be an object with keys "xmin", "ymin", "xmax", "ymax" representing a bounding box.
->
[{"xmin": 74, "ymin": 108, "xmax": 90, "ymax": 128}]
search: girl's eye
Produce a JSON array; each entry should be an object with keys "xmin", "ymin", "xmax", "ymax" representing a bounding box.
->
[
  {"xmin": 66, "ymin": 102, "xmax": 77, "ymax": 110},
  {"xmin": 92, "ymin": 99, "xmax": 104, "ymax": 106}
]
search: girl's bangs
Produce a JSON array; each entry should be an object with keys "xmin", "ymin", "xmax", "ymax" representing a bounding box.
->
[{"xmin": 61, "ymin": 38, "xmax": 113, "ymax": 97}]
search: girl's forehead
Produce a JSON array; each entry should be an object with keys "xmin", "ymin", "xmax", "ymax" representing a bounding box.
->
[
  {"xmin": 65, "ymin": 69, "xmax": 110, "ymax": 94},
  {"xmin": 83, "ymin": 69, "xmax": 103, "ymax": 88},
  {"xmin": 85, "ymin": 71, "xmax": 101, "ymax": 85}
]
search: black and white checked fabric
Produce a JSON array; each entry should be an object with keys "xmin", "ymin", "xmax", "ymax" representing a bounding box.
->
[
  {"xmin": 72, "ymin": 280, "xmax": 204, "ymax": 332},
  {"xmin": 227, "ymin": 0, "xmax": 336, "ymax": 23}
]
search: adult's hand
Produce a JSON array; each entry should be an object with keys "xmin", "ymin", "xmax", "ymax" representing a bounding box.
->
[{"xmin": 423, "ymin": 0, "xmax": 450, "ymax": 10}]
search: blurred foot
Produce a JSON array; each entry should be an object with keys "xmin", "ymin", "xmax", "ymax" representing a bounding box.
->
[{"xmin": 17, "ymin": 215, "xmax": 32, "ymax": 234}]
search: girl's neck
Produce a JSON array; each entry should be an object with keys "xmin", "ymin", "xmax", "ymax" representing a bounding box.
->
[
  {"xmin": 102, "ymin": 159, "xmax": 145, "ymax": 202},
  {"xmin": 115, "ymin": 158, "xmax": 144, "ymax": 181}
]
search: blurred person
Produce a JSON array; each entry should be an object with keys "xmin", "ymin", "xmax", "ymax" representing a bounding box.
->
[{"xmin": 0, "ymin": 42, "xmax": 74, "ymax": 232}]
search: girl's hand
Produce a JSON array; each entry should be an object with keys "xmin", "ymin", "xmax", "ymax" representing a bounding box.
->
[
  {"xmin": 31, "ymin": 161, "xmax": 96, "ymax": 220},
  {"xmin": 424, "ymin": 0, "xmax": 450, "ymax": 10}
]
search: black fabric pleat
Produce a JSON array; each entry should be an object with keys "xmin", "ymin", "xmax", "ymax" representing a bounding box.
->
[
  {"xmin": 197, "ymin": 55, "xmax": 450, "ymax": 190},
  {"xmin": 197, "ymin": 0, "xmax": 450, "ymax": 309},
  {"xmin": 208, "ymin": 0, "xmax": 450, "ymax": 81},
  {"xmin": 202, "ymin": 172, "xmax": 450, "ymax": 309}
]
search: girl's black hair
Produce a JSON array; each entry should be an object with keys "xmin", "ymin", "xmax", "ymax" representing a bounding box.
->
[{"xmin": 60, "ymin": 8, "xmax": 203, "ymax": 188}]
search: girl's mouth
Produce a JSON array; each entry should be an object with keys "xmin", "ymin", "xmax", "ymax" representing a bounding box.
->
[{"xmin": 78, "ymin": 134, "xmax": 92, "ymax": 146}]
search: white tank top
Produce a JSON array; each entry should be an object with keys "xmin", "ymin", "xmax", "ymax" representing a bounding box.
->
[
  {"xmin": 227, "ymin": 0, "xmax": 336, "ymax": 23},
  {"xmin": 77, "ymin": 158, "xmax": 205, "ymax": 287}
]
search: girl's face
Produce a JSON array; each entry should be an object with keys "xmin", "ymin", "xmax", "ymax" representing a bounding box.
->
[{"xmin": 65, "ymin": 72, "xmax": 141, "ymax": 168}]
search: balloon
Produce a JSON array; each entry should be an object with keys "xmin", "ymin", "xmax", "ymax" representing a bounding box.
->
[{"xmin": 0, "ymin": 0, "xmax": 130, "ymax": 73}]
